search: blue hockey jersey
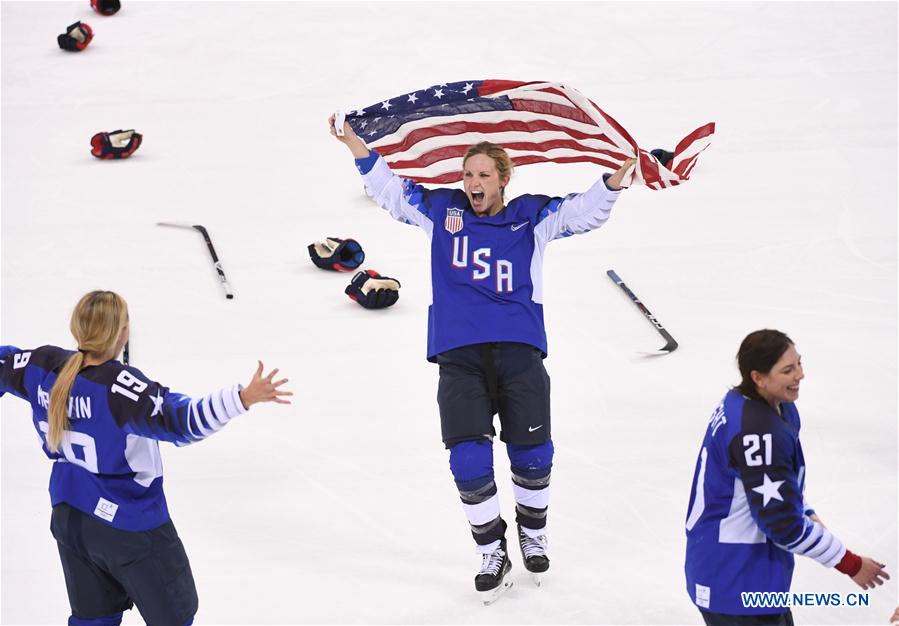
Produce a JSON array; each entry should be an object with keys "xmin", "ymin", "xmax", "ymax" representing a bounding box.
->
[
  {"xmin": 0, "ymin": 345, "xmax": 246, "ymax": 531},
  {"xmin": 356, "ymin": 151, "xmax": 621, "ymax": 360},
  {"xmin": 684, "ymin": 389, "xmax": 846, "ymax": 615}
]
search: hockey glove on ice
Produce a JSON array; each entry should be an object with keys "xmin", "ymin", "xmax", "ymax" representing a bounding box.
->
[
  {"xmin": 91, "ymin": 0, "xmax": 121, "ymax": 15},
  {"xmin": 57, "ymin": 22, "xmax": 93, "ymax": 51},
  {"xmin": 650, "ymin": 148, "xmax": 674, "ymax": 168},
  {"xmin": 345, "ymin": 270, "xmax": 400, "ymax": 309},
  {"xmin": 307, "ymin": 237, "xmax": 365, "ymax": 271},
  {"xmin": 90, "ymin": 130, "xmax": 142, "ymax": 159}
]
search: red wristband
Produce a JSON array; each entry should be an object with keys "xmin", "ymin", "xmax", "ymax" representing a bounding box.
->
[{"xmin": 835, "ymin": 550, "xmax": 862, "ymax": 576}]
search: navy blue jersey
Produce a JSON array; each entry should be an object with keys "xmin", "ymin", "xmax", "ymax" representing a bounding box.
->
[
  {"xmin": 356, "ymin": 151, "xmax": 621, "ymax": 360},
  {"xmin": 0, "ymin": 345, "xmax": 246, "ymax": 531},
  {"xmin": 684, "ymin": 389, "xmax": 846, "ymax": 614}
]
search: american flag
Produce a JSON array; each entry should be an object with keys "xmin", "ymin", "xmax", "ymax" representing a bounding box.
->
[{"xmin": 343, "ymin": 79, "xmax": 714, "ymax": 190}]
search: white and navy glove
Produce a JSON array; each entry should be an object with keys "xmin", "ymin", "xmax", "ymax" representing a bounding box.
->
[
  {"xmin": 308, "ymin": 237, "xmax": 365, "ymax": 271},
  {"xmin": 345, "ymin": 270, "xmax": 400, "ymax": 309}
]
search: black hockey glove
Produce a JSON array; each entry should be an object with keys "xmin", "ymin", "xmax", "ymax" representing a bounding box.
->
[
  {"xmin": 307, "ymin": 237, "xmax": 365, "ymax": 271},
  {"xmin": 345, "ymin": 270, "xmax": 400, "ymax": 309},
  {"xmin": 91, "ymin": 0, "xmax": 121, "ymax": 15},
  {"xmin": 650, "ymin": 148, "xmax": 674, "ymax": 168},
  {"xmin": 57, "ymin": 22, "xmax": 93, "ymax": 51}
]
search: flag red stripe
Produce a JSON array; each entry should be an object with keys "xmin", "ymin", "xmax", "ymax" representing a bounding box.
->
[
  {"xmin": 373, "ymin": 118, "xmax": 616, "ymax": 157},
  {"xmin": 674, "ymin": 153, "xmax": 698, "ymax": 177},
  {"xmin": 511, "ymin": 98, "xmax": 600, "ymax": 128},
  {"xmin": 512, "ymin": 154, "xmax": 623, "ymax": 170},
  {"xmin": 478, "ymin": 79, "xmax": 542, "ymax": 96},
  {"xmin": 408, "ymin": 154, "xmax": 625, "ymax": 184},
  {"xmin": 638, "ymin": 152, "xmax": 662, "ymax": 185},
  {"xmin": 674, "ymin": 122, "xmax": 716, "ymax": 154},
  {"xmin": 387, "ymin": 139, "xmax": 630, "ymax": 170},
  {"xmin": 682, "ymin": 158, "xmax": 699, "ymax": 179}
]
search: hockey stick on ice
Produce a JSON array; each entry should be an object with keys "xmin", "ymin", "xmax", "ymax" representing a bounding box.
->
[
  {"xmin": 157, "ymin": 222, "xmax": 234, "ymax": 299},
  {"xmin": 606, "ymin": 269, "xmax": 678, "ymax": 355}
]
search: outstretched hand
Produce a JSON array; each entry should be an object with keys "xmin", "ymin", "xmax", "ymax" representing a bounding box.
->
[
  {"xmin": 605, "ymin": 158, "xmax": 637, "ymax": 190},
  {"xmin": 328, "ymin": 113, "xmax": 356, "ymax": 142},
  {"xmin": 850, "ymin": 556, "xmax": 890, "ymax": 590},
  {"xmin": 328, "ymin": 113, "xmax": 370, "ymax": 158},
  {"xmin": 239, "ymin": 361, "xmax": 293, "ymax": 409}
]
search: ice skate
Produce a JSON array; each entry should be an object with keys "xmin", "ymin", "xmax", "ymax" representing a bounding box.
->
[
  {"xmin": 518, "ymin": 526, "xmax": 549, "ymax": 587},
  {"xmin": 474, "ymin": 539, "xmax": 513, "ymax": 605}
]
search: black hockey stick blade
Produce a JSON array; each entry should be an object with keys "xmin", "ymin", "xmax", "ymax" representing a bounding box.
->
[
  {"xmin": 607, "ymin": 269, "xmax": 678, "ymax": 355},
  {"xmin": 157, "ymin": 222, "xmax": 234, "ymax": 299}
]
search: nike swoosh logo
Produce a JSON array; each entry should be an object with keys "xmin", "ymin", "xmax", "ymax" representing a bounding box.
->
[
  {"xmin": 511, "ymin": 222, "xmax": 529, "ymax": 231},
  {"xmin": 528, "ymin": 425, "xmax": 543, "ymax": 432}
]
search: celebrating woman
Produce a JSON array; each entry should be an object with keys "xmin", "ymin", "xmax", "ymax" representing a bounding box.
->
[
  {"xmin": 684, "ymin": 329, "xmax": 889, "ymax": 625},
  {"xmin": 0, "ymin": 290, "xmax": 292, "ymax": 626},
  {"xmin": 331, "ymin": 115, "xmax": 635, "ymax": 603}
]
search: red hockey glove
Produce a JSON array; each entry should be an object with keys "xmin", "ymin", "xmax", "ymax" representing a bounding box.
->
[
  {"xmin": 90, "ymin": 130, "xmax": 142, "ymax": 159},
  {"xmin": 91, "ymin": 0, "xmax": 121, "ymax": 15},
  {"xmin": 58, "ymin": 22, "xmax": 93, "ymax": 52}
]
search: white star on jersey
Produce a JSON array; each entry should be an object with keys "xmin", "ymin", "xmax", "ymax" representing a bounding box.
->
[
  {"xmin": 752, "ymin": 473, "xmax": 785, "ymax": 507},
  {"xmin": 150, "ymin": 390, "xmax": 164, "ymax": 417}
]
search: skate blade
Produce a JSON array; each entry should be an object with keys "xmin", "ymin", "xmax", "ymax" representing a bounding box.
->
[
  {"xmin": 480, "ymin": 580, "xmax": 513, "ymax": 606},
  {"xmin": 530, "ymin": 571, "xmax": 542, "ymax": 587}
]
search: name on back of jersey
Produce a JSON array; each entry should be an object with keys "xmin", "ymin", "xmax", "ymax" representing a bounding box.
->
[
  {"xmin": 36, "ymin": 384, "xmax": 92, "ymax": 419},
  {"xmin": 709, "ymin": 402, "xmax": 726, "ymax": 437}
]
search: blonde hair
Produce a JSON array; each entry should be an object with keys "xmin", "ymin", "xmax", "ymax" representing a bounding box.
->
[
  {"xmin": 48, "ymin": 291, "xmax": 128, "ymax": 452},
  {"xmin": 463, "ymin": 142, "xmax": 514, "ymax": 196}
]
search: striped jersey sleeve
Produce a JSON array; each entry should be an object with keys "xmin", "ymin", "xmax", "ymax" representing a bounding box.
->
[
  {"xmin": 728, "ymin": 404, "xmax": 845, "ymax": 568},
  {"xmin": 107, "ymin": 366, "xmax": 247, "ymax": 446}
]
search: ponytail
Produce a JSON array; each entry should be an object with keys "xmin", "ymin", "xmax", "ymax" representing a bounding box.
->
[
  {"xmin": 47, "ymin": 291, "xmax": 129, "ymax": 452},
  {"xmin": 47, "ymin": 351, "xmax": 85, "ymax": 452}
]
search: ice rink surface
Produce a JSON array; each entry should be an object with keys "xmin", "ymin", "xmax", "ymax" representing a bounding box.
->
[{"xmin": 1, "ymin": 2, "xmax": 897, "ymax": 624}]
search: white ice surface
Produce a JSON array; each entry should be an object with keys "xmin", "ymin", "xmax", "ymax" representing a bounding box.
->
[{"xmin": 1, "ymin": 2, "xmax": 897, "ymax": 624}]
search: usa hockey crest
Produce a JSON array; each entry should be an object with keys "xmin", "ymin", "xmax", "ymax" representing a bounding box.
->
[{"xmin": 444, "ymin": 208, "xmax": 464, "ymax": 234}]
